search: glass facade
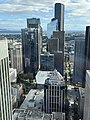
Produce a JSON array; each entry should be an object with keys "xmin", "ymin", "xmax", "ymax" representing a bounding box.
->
[
  {"xmin": 27, "ymin": 18, "xmax": 41, "ymax": 28},
  {"xmin": 73, "ymin": 38, "xmax": 85, "ymax": 87},
  {"xmin": 55, "ymin": 3, "xmax": 64, "ymax": 31},
  {"xmin": 22, "ymin": 28, "xmax": 42, "ymax": 73},
  {"xmin": 47, "ymin": 19, "xmax": 58, "ymax": 39}
]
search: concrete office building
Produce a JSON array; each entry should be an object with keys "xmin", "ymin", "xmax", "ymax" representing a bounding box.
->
[
  {"xmin": 40, "ymin": 52, "xmax": 54, "ymax": 71},
  {"xmin": 0, "ymin": 40, "xmax": 12, "ymax": 120},
  {"xmin": 44, "ymin": 70, "xmax": 65, "ymax": 113},
  {"xmin": 83, "ymin": 70, "xmax": 90, "ymax": 120},
  {"xmin": 73, "ymin": 38, "xmax": 85, "ymax": 87},
  {"xmin": 22, "ymin": 18, "xmax": 42, "ymax": 74},
  {"xmin": 8, "ymin": 41, "xmax": 23, "ymax": 73}
]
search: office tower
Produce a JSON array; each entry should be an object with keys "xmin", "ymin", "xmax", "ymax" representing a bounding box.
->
[
  {"xmin": 83, "ymin": 70, "xmax": 90, "ymax": 120},
  {"xmin": 40, "ymin": 52, "xmax": 54, "ymax": 71},
  {"xmin": 47, "ymin": 3, "xmax": 64, "ymax": 75},
  {"xmin": 53, "ymin": 31, "xmax": 64, "ymax": 52},
  {"xmin": 22, "ymin": 18, "xmax": 42, "ymax": 73},
  {"xmin": 55, "ymin": 3, "xmax": 64, "ymax": 31},
  {"xmin": 54, "ymin": 51, "xmax": 64, "ymax": 75},
  {"xmin": 73, "ymin": 38, "xmax": 85, "ymax": 87},
  {"xmin": 47, "ymin": 3, "xmax": 64, "ymax": 38},
  {"xmin": 0, "ymin": 40, "xmax": 12, "ymax": 120},
  {"xmin": 53, "ymin": 31, "xmax": 64, "ymax": 75},
  {"xmin": 8, "ymin": 41, "xmax": 23, "ymax": 73},
  {"xmin": 44, "ymin": 70, "xmax": 65, "ymax": 113},
  {"xmin": 47, "ymin": 19, "xmax": 59, "ymax": 39},
  {"xmin": 47, "ymin": 3, "xmax": 64, "ymax": 39},
  {"xmin": 85, "ymin": 26, "xmax": 90, "ymax": 70},
  {"xmin": 47, "ymin": 31, "xmax": 64, "ymax": 75},
  {"xmin": 48, "ymin": 38, "xmax": 59, "ymax": 54},
  {"xmin": 27, "ymin": 18, "xmax": 41, "ymax": 28}
]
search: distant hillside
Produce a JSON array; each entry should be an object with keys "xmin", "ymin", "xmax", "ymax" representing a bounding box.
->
[{"xmin": 0, "ymin": 29, "xmax": 21, "ymax": 34}]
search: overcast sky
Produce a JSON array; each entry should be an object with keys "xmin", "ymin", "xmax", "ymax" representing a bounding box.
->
[{"xmin": 0, "ymin": 0, "xmax": 90, "ymax": 31}]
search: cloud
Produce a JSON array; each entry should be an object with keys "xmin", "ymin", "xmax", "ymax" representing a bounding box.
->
[
  {"xmin": 0, "ymin": 19, "xmax": 26, "ymax": 30},
  {"xmin": 0, "ymin": 0, "xmax": 90, "ymax": 30}
]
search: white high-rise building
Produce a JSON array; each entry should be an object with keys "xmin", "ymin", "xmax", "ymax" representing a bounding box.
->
[
  {"xmin": 8, "ymin": 41, "xmax": 23, "ymax": 73},
  {"xmin": 83, "ymin": 70, "xmax": 90, "ymax": 120},
  {"xmin": 0, "ymin": 39, "xmax": 12, "ymax": 120}
]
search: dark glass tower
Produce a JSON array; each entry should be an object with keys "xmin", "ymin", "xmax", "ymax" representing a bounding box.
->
[
  {"xmin": 47, "ymin": 3, "xmax": 65, "ymax": 75},
  {"xmin": 55, "ymin": 3, "xmax": 64, "ymax": 31},
  {"xmin": 73, "ymin": 38, "xmax": 85, "ymax": 87},
  {"xmin": 85, "ymin": 26, "xmax": 90, "ymax": 70},
  {"xmin": 22, "ymin": 18, "xmax": 42, "ymax": 74},
  {"xmin": 73, "ymin": 26, "xmax": 90, "ymax": 87}
]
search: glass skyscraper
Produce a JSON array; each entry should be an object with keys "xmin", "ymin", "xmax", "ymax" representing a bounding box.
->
[
  {"xmin": 55, "ymin": 3, "xmax": 64, "ymax": 31},
  {"xmin": 47, "ymin": 3, "xmax": 65, "ymax": 75},
  {"xmin": 22, "ymin": 18, "xmax": 42, "ymax": 74},
  {"xmin": 47, "ymin": 19, "xmax": 58, "ymax": 39}
]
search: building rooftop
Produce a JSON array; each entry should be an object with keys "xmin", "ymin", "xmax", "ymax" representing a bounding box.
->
[
  {"xmin": 13, "ymin": 109, "xmax": 52, "ymax": 120},
  {"xmin": 20, "ymin": 89, "xmax": 44, "ymax": 109},
  {"xmin": 36, "ymin": 69, "xmax": 64, "ymax": 85},
  {"xmin": 13, "ymin": 109, "xmax": 65, "ymax": 120},
  {"xmin": 45, "ymin": 69, "xmax": 65, "ymax": 85}
]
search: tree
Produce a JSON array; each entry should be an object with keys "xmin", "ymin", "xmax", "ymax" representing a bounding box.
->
[
  {"xmin": 65, "ymin": 99, "xmax": 70, "ymax": 120},
  {"xmin": 72, "ymin": 101, "xmax": 79, "ymax": 120}
]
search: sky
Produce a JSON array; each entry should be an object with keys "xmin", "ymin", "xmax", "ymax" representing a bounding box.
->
[{"xmin": 0, "ymin": 0, "xmax": 90, "ymax": 31}]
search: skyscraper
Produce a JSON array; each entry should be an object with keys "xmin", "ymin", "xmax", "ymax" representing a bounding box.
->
[
  {"xmin": 47, "ymin": 19, "xmax": 59, "ymax": 39},
  {"xmin": 73, "ymin": 37, "xmax": 85, "ymax": 87},
  {"xmin": 85, "ymin": 26, "xmax": 90, "ymax": 70},
  {"xmin": 22, "ymin": 18, "xmax": 42, "ymax": 73},
  {"xmin": 47, "ymin": 3, "xmax": 64, "ymax": 75},
  {"xmin": 44, "ymin": 70, "xmax": 65, "ymax": 113},
  {"xmin": 8, "ymin": 41, "xmax": 23, "ymax": 73},
  {"xmin": 53, "ymin": 31, "xmax": 64, "ymax": 53},
  {"xmin": 48, "ymin": 37, "xmax": 59, "ymax": 54},
  {"xmin": 0, "ymin": 39, "xmax": 12, "ymax": 120},
  {"xmin": 55, "ymin": 3, "xmax": 64, "ymax": 31},
  {"xmin": 54, "ymin": 51, "xmax": 64, "ymax": 75},
  {"xmin": 40, "ymin": 52, "xmax": 54, "ymax": 71}
]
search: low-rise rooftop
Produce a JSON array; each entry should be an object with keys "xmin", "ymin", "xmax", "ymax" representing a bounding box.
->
[
  {"xmin": 13, "ymin": 109, "xmax": 52, "ymax": 120},
  {"xmin": 20, "ymin": 89, "xmax": 44, "ymax": 109}
]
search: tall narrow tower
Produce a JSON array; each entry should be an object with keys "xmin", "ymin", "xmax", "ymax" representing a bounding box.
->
[
  {"xmin": 55, "ymin": 3, "xmax": 64, "ymax": 31},
  {"xmin": 0, "ymin": 39, "xmax": 12, "ymax": 120},
  {"xmin": 22, "ymin": 18, "xmax": 42, "ymax": 74},
  {"xmin": 47, "ymin": 3, "xmax": 65, "ymax": 75}
]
